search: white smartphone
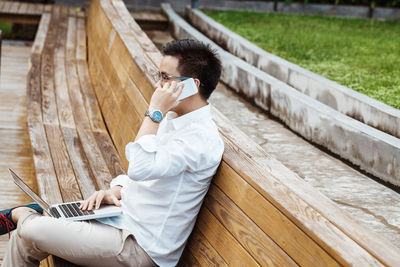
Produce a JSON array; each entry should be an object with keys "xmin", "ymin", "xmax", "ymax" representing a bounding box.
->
[{"xmin": 177, "ymin": 78, "xmax": 198, "ymax": 101}]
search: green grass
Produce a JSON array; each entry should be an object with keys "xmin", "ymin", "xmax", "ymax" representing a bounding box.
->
[
  {"xmin": 203, "ymin": 10, "xmax": 400, "ymax": 109},
  {"xmin": 0, "ymin": 22, "xmax": 13, "ymax": 38}
]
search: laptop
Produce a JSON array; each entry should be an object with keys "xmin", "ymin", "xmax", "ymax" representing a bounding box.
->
[{"xmin": 9, "ymin": 169, "xmax": 122, "ymax": 221}]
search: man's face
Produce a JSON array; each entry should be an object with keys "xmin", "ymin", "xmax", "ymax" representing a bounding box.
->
[{"xmin": 158, "ymin": 55, "xmax": 181, "ymax": 87}]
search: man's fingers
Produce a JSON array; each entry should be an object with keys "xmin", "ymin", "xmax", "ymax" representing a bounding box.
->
[
  {"xmin": 112, "ymin": 195, "xmax": 122, "ymax": 207},
  {"xmin": 174, "ymin": 83, "xmax": 184, "ymax": 96},
  {"xmin": 167, "ymin": 81, "xmax": 177, "ymax": 92},
  {"xmin": 87, "ymin": 193, "xmax": 97, "ymax": 211},
  {"xmin": 80, "ymin": 196, "xmax": 92, "ymax": 210},
  {"xmin": 95, "ymin": 190, "xmax": 105, "ymax": 210}
]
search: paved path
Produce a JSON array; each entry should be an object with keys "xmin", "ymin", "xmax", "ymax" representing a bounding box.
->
[
  {"xmin": 0, "ymin": 43, "xmax": 37, "ymax": 263},
  {"xmin": 209, "ymin": 83, "xmax": 400, "ymax": 248}
]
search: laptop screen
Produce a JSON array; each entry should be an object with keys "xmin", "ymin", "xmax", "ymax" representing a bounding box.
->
[{"xmin": 9, "ymin": 169, "xmax": 52, "ymax": 213}]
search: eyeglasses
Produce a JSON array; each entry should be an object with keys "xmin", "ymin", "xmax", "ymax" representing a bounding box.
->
[{"xmin": 156, "ymin": 72, "xmax": 205, "ymax": 86}]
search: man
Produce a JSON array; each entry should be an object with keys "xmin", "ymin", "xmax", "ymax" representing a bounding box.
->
[{"xmin": 0, "ymin": 39, "xmax": 224, "ymax": 266}]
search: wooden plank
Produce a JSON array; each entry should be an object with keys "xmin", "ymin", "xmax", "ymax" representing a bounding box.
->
[
  {"xmin": 26, "ymin": 55, "xmax": 42, "ymax": 123},
  {"xmin": 28, "ymin": 122, "xmax": 62, "ymax": 204},
  {"xmin": 178, "ymin": 249, "xmax": 202, "ymax": 267},
  {"xmin": 54, "ymin": 8, "xmax": 98, "ymax": 199},
  {"xmin": 34, "ymin": 3, "xmax": 44, "ymax": 15},
  {"xmin": 8, "ymin": 1, "xmax": 19, "ymax": 14},
  {"xmin": 87, "ymin": 54, "xmax": 129, "ymax": 168},
  {"xmin": 205, "ymin": 185, "xmax": 297, "ymax": 266},
  {"xmin": 89, "ymin": 23, "xmax": 146, "ymax": 127},
  {"xmin": 61, "ymin": 126, "xmax": 97, "ymax": 199},
  {"xmin": 95, "ymin": 0, "xmax": 155, "ymax": 102},
  {"xmin": 186, "ymin": 229, "xmax": 228, "ymax": 267},
  {"xmin": 76, "ymin": 61, "xmax": 107, "ymax": 132},
  {"xmin": 77, "ymin": 10, "xmax": 85, "ymax": 19},
  {"xmin": 196, "ymin": 207, "xmax": 260, "ymax": 266},
  {"xmin": 1, "ymin": 2, "xmax": 12, "ymax": 13},
  {"xmin": 76, "ymin": 17, "xmax": 86, "ymax": 61},
  {"xmin": 130, "ymin": 12, "xmax": 168, "ymax": 22},
  {"xmin": 0, "ymin": 14, "xmax": 41, "ymax": 24},
  {"xmin": 65, "ymin": 15, "xmax": 112, "ymax": 194},
  {"xmin": 87, "ymin": 17, "xmax": 149, "ymax": 147},
  {"xmin": 69, "ymin": 7, "xmax": 76, "ymax": 17},
  {"xmin": 22, "ymin": 2, "xmax": 33, "ymax": 15},
  {"xmin": 76, "ymin": 128, "xmax": 113, "ymax": 190},
  {"xmin": 220, "ymin": 135, "xmax": 383, "ymax": 266},
  {"xmin": 54, "ymin": 8, "xmax": 75, "ymax": 129},
  {"xmin": 18, "ymin": 2, "xmax": 28, "ymax": 14},
  {"xmin": 210, "ymin": 106, "xmax": 400, "ymax": 266},
  {"xmin": 65, "ymin": 16, "xmax": 90, "ymax": 131},
  {"xmin": 44, "ymin": 4, "xmax": 52, "ymax": 13},
  {"xmin": 212, "ymin": 162, "xmax": 337, "ymax": 266},
  {"xmin": 92, "ymin": 132, "xmax": 125, "ymax": 178},
  {"xmin": 44, "ymin": 124, "xmax": 81, "ymax": 202},
  {"xmin": 112, "ymin": 0, "xmax": 162, "ymax": 67},
  {"xmin": 41, "ymin": 8, "xmax": 59, "ymax": 126},
  {"xmin": 88, "ymin": 51, "xmax": 138, "ymax": 160}
]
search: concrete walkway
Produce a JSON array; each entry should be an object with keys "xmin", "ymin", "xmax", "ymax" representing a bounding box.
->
[{"xmin": 209, "ymin": 83, "xmax": 400, "ymax": 248}]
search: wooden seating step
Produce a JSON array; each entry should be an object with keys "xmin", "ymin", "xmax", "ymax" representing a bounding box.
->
[
  {"xmin": 0, "ymin": 1, "xmax": 78, "ymax": 24},
  {"xmin": 22, "ymin": 0, "xmax": 400, "ymax": 265},
  {"xmin": 130, "ymin": 11, "xmax": 168, "ymax": 30},
  {"xmin": 86, "ymin": 0, "xmax": 400, "ymax": 266},
  {"xmin": 26, "ymin": 3, "xmax": 124, "ymax": 266}
]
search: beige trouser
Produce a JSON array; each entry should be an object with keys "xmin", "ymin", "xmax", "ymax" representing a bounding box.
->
[{"xmin": 1, "ymin": 210, "xmax": 156, "ymax": 267}]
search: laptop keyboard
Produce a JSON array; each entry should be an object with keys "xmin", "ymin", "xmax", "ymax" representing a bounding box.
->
[{"xmin": 58, "ymin": 202, "xmax": 95, "ymax": 218}]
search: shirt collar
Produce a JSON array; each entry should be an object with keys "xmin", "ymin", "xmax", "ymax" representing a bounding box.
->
[{"xmin": 165, "ymin": 104, "xmax": 212, "ymax": 131}]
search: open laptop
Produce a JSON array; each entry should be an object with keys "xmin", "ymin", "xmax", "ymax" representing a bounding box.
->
[{"xmin": 9, "ymin": 169, "xmax": 122, "ymax": 221}]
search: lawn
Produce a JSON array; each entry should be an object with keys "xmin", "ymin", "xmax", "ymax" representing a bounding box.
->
[
  {"xmin": 203, "ymin": 10, "xmax": 400, "ymax": 109},
  {"xmin": 0, "ymin": 22, "xmax": 12, "ymax": 38}
]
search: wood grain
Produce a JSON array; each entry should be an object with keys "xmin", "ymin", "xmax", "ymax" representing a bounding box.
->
[
  {"xmin": 93, "ymin": 132, "xmax": 125, "ymax": 178},
  {"xmin": 220, "ymin": 135, "xmax": 382, "ymax": 266},
  {"xmin": 210, "ymin": 106, "xmax": 400, "ymax": 266},
  {"xmin": 84, "ymin": 1, "xmax": 398, "ymax": 266},
  {"xmin": 0, "ymin": 44, "xmax": 38, "ymax": 262},
  {"xmin": 205, "ymin": 185, "xmax": 297, "ymax": 266},
  {"xmin": 213, "ymin": 162, "xmax": 337, "ymax": 266},
  {"xmin": 54, "ymin": 7, "xmax": 75, "ymax": 129},
  {"xmin": 178, "ymin": 249, "xmax": 201, "ymax": 267},
  {"xmin": 1, "ymin": 2, "xmax": 11, "ymax": 13},
  {"xmin": 196, "ymin": 207, "xmax": 260, "ymax": 266},
  {"xmin": 112, "ymin": 0, "xmax": 162, "ymax": 67},
  {"xmin": 8, "ymin": 1, "xmax": 19, "ymax": 13},
  {"xmin": 41, "ymin": 8, "xmax": 59, "ymax": 126},
  {"xmin": 44, "ymin": 124, "xmax": 81, "ymax": 202},
  {"xmin": 32, "ymin": 14, "xmax": 51, "ymax": 54},
  {"xmin": 185, "ymin": 229, "xmax": 228, "ymax": 267}
]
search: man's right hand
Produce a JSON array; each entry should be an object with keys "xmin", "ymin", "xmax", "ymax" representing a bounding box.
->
[{"xmin": 79, "ymin": 186, "xmax": 122, "ymax": 211}]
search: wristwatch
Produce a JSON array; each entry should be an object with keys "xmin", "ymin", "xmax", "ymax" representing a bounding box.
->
[{"xmin": 144, "ymin": 109, "xmax": 163, "ymax": 123}]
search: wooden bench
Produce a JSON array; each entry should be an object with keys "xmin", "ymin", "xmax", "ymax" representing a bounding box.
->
[
  {"xmin": 26, "ymin": 4, "xmax": 125, "ymax": 266},
  {"xmin": 24, "ymin": 0, "xmax": 400, "ymax": 266}
]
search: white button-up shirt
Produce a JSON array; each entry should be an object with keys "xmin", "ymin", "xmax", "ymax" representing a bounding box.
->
[{"xmin": 97, "ymin": 104, "xmax": 224, "ymax": 266}]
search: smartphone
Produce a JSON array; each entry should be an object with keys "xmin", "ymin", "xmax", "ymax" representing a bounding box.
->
[{"xmin": 177, "ymin": 78, "xmax": 198, "ymax": 101}]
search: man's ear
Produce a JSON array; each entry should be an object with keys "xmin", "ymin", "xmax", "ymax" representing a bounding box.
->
[{"xmin": 194, "ymin": 78, "xmax": 200, "ymax": 88}]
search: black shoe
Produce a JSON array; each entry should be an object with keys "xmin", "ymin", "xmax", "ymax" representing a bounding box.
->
[{"xmin": 0, "ymin": 203, "xmax": 43, "ymax": 237}]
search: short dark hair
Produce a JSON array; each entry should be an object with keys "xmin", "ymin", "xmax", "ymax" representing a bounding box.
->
[{"xmin": 163, "ymin": 39, "xmax": 221, "ymax": 100}]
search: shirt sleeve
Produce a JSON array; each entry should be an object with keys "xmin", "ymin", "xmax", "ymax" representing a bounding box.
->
[
  {"xmin": 109, "ymin": 174, "xmax": 131, "ymax": 188},
  {"xmin": 125, "ymin": 130, "xmax": 220, "ymax": 181}
]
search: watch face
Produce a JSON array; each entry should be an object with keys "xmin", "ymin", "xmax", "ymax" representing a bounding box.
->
[{"xmin": 152, "ymin": 110, "xmax": 163, "ymax": 122}]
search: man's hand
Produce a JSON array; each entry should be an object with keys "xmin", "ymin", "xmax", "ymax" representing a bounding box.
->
[
  {"xmin": 79, "ymin": 186, "xmax": 122, "ymax": 211},
  {"xmin": 149, "ymin": 81, "xmax": 184, "ymax": 114}
]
